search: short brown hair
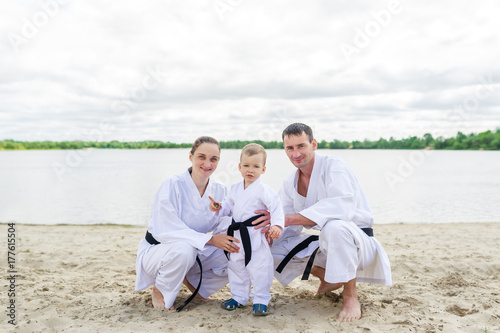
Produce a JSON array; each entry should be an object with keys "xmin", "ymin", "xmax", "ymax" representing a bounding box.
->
[
  {"xmin": 240, "ymin": 143, "xmax": 267, "ymax": 165},
  {"xmin": 282, "ymin": 123, "xmax": 314, "ymax": 143}
]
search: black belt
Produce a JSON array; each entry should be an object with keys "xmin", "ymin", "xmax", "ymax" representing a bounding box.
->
[
  {"xmin": 225, "ymin": 214, "xmax": 265, "ymax": 266},
  {"xmin": 276, "ymin": 235, "xmax": 319, "ymax": 280},
  {"xmin": 145, "ymin": 231, "xmax": 202, "ymax": 312},
  {"xmin": 275, "ymin": 227, "xmax": 374, "ymax": 280},
  {"xmin": 361, "ymin": 228, "xmax": 374, "ymax": 237}
]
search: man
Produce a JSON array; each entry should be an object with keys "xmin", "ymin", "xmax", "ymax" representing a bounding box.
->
[{"xmin": 271, "ymin": 123, "xmax": 392, "ymax": 322}]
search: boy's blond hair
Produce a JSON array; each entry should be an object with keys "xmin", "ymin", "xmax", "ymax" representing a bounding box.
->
[{"xmin": 240, "ymin": 143, "xmax": 267, "ymax": 165}]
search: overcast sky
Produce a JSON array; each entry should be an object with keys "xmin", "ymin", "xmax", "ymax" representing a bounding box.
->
[{"xmin": 1, "ymin": 0, "xmax": 499, "ymax": 143}]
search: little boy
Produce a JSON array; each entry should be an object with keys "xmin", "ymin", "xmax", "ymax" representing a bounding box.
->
[{"xmin": 209, "ymin": 143, "xmax": 284, "ymax": 316}]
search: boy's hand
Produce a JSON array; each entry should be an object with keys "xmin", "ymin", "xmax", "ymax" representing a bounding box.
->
[
  {"xmin": 268, "ymin": 225, "xmax": 282, "ymax": 240},
  {"xmin": 208, "ymin": 196, "xmax": 220, "ymax": 212}
]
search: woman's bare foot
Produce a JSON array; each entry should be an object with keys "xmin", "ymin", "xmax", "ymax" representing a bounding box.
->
[
  {"xmin": 152, "ymin": 286, "xmax": 173, "ymax": 310},
  {"xmin": 310, "ymin": 266, "xmax": 343, "ymax": 294},
  {"xmin": 183, "ymin": 278, "xmax": 207, "ymax": 300}
]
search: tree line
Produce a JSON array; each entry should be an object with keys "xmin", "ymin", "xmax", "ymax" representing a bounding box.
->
[{"xmin": 1, "ymin": 129, "xmax": 499, "ymax": 150}]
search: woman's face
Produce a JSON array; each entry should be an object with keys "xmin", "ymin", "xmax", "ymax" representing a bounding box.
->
[{"xmin": 189, "ymin": 143, "xmax": 220, "ymax": 179}]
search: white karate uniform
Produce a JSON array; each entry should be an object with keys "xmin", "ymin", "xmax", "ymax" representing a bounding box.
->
[
  {"xmin": 273, "ymin": 153, "xmax": 392, "ymax": 287},
  {"xmin": 135, "ymin": 170, "xmax": 231, "ymax": 309},
  {"xmin": 217, "ymin": 178, "xmax": 285, "ymax": 306}
]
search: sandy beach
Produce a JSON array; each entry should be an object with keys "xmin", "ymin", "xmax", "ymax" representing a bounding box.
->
[{"xmin": 2, "ymin": 222, "xmax": 499, "ymax": 333}]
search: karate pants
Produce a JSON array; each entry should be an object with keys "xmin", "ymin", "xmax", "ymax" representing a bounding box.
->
[
  {"xmin": 228, "ymin": 244, "xmax": 274, "ymax": 306},
  {"xmin": 273, "ymin": 220, "xmax": 387, "ymax": 286},
  {"xmin": 141, "ymin": 241, "xmax": 228, "ymax": 308}
]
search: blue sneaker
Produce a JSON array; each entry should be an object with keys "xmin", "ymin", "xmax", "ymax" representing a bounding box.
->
[
  {"xmin": 252, "ymin": 304, "xmax": 268, "ymax": 316},
  {"xmin": 221, "ymin": 298, "xmax": 244, "ymax": 311}
]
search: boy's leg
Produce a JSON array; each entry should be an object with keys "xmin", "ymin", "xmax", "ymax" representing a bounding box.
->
[
  {"xmin": 227, "ymin": 251, "xmax": 251, "ymax": 305},
  {"xmin": 248, "ymin": 247, "xmax": 274, "ymax": 306}
]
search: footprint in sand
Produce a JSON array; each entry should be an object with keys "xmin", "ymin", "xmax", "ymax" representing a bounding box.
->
[{"xmin": 445, "ymin": 304, "xmax": 479, "ymax": 317}]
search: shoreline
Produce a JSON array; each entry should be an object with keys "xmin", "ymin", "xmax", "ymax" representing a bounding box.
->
[{"xmin": 2, "ymin": 222, "xmax": 499, "ymax": 332}]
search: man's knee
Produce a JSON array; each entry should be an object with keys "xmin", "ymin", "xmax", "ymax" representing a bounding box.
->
[{"xmin": 321, "ymin": 221, "xmax": 352, "ymax": 242}]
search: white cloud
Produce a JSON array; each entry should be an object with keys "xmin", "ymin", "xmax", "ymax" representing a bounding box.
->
[{"xmin": 1, "ymin": 0, "xmax": 499, "ymax": 143}]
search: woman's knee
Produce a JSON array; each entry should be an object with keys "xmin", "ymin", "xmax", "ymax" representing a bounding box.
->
[{"xmin": 159, "ymin": 242, "xmax": 197, "ymax": 269}]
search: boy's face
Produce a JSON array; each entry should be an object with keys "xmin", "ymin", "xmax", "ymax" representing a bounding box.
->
[{"xmin": 239, "ymin": 153, "xmax": 266, "ymax": 186}]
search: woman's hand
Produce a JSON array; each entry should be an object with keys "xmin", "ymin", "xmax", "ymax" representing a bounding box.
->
[
  {"xmin": 207, "ymin": 233, "xmax": 240, "ymax": 253},
  {"xmin": 252, "ymin": 210, "xmax": 271, "ymax": 234}
]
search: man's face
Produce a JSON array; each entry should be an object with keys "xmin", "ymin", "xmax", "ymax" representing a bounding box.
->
[{"xmin": 283, "ymin": 132, "xmax": 317, "ymax": 169}]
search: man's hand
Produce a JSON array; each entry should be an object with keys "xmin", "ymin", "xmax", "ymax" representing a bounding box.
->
[
  {"xmin": 265, "ymin": 232, "xmax": 274, "ymax": 246},
  {"xmin": 253, "ymin": 210, "xmax": 271, "ymax": 234}
]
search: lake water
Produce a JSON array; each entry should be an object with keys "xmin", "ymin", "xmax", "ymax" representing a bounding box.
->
[{"xmin": 1, "ymin": 149, "xmax": 499, "ymax": 225}]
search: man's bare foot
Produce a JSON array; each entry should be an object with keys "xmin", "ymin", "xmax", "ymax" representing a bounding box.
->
[
  {"xmin": 338, "ymin": 295, "xmax": 361, "ymax": 322},
  {"xmin": 310, "ymin": 266, "xmax": 342, "ymax": 294},
  {"xmin": 152, "ymin": 286, "xmax": 173, "ymax": 310},
  {"xmin": 183, "ymin": 277, "xmax": 207, "ymax": 300},
  {"xmin": 338, "ymin": 279, "xmax": 361, "ymax": 322}
]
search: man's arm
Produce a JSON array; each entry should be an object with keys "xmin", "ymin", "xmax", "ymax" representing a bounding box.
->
[{"xmin": 285, "ymin": 213, "xmax": 317, "ymax": 227}]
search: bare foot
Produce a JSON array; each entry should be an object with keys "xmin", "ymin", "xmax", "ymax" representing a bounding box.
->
[
  {"xmin": 338, "ymin": 279, "xmax": 361, "ymax": 322},
  {"xmin": 310, "ymin": 266, "xmax": 342, "ymax": 294},
  {"xmin": 338, "ymin": 295, "xmax": 361, "ymax": 322},
  {"xmin": 183, "ymin": 277, "xmax": 207, "ymax": 300},
  {"xmin": 152, "ymin": 286, "xmax": 174, "ymax": 310}
]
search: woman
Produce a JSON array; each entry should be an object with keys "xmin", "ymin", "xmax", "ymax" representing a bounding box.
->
[{"xmin": 135, "ymin": 136, "xmax": 269, "ymax": 310}]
